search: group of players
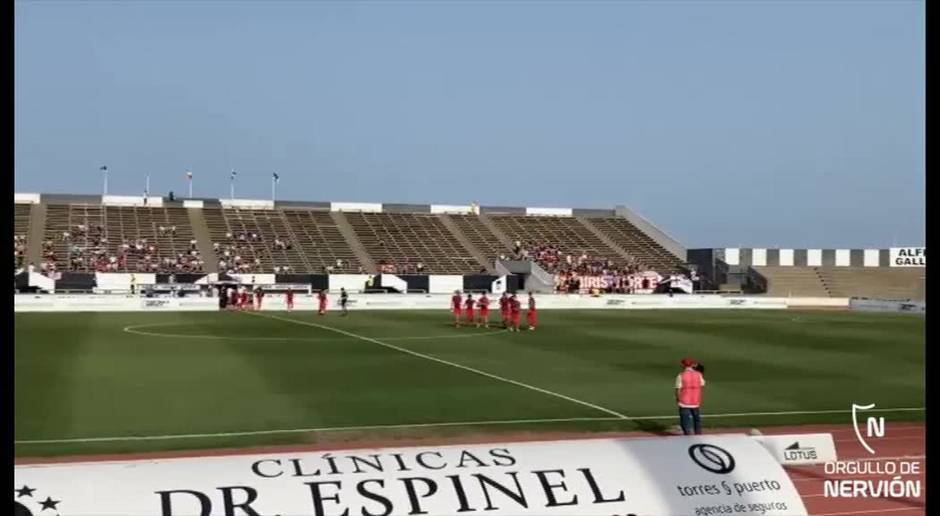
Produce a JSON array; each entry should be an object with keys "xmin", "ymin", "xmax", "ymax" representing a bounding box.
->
[
  {"xmin": 221, "ymin": 285, "xmax": 351, "ymax": 315},
  {"xmin": 220, "ymin": 285, "xmax": 528, "ymax": 328},
  {"xmin": 222, "ymin": 285, "xmax": 266, "ymax": 311},
  {"xmin": 451, "ymin": 291, "xmax": 537, "ymax": 331}
]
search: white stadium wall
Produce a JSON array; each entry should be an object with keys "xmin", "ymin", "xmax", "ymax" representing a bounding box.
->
[
  {"xmin": 14, "ymin": 293, "xmax": 846, "ymax": 313},
  {"xmin": 718, "ymin": 247, "xmax": 924, "ymax": 268}
]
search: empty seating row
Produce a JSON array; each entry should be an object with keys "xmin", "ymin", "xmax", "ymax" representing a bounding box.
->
[
  {"xmin": 586, "ymin": 217, "xmax": 684, "ymax": 273},
  {"xmin": 344, "ymin": 212, "xmax": 481, "ymax": 274},
  {"xmin": 202, "ymin": 208, "xmax": 362, "ymax": 274}
]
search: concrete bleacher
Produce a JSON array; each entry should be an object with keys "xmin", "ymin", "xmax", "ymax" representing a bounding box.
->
[
  {"xmin": 755, "ymin": 266, "xmax": 925, "ymax": 301},
  {"xmin": 202, "ymin": 208, "xmax": 363, "ymax": 274},
  {"xmin": 448, "ymin": 214, "xmax": 513, "ymax": 260},
  {"xmin": 42, "ymin": 204, "xmax": 201, "ymax": 272},
  {"xmin": 817, "ymin": 267, "xmax": 924, "ymax": 301},
  {"xmin": 754, "ymin": 266, "xmax": 830, "ymax": 297},
  {"xmin": 586, "ymin": 217, "xmax": 685, "ymax": 273},
  {"xmin": 488, "ymin": 214, "xmax": 628, "ymax": 267},
  {"xmin": 281, "ymin": 210, "xmax": 362, "ymax": 273},
  {"xmin": 343, "ymin": 212, "xmax": 484, "ymax": 274}
]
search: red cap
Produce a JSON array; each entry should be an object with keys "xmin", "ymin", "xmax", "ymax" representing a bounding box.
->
[{"xmin": 680, "ymin": 358, "xmax": 695, "ymax": 367}]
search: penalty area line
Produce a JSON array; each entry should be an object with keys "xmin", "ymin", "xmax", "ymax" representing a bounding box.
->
[{"xmin": 246, "ymin": 311, "xmax": 631, "ymax": 420}]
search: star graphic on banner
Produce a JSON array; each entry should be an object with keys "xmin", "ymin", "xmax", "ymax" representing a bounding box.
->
[
  {"xmin": 39, "ymin": 496, "xmax": 60, "ymax": 511},
  {"xmin": 15, "ymin": 485, "xmax": 35, "ymax": 497}
]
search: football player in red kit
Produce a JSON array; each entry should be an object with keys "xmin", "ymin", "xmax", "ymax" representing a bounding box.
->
[
  {"xmin": 464, "ymin": 293, "xmax": 475, "ymax": 325},
  {"xmin": 499, "ymin": 293, "xmax": 509, "ymax": 328},
  {"xmin": 526, "ymin": 292, "xmax": 537, "ymax": 330},
  {"xmin": 286, "ymin": 287, "xmax": 295, "ymax": 311},
  {"xmin": 451, "ymin": 291, "xmax": 463, "ymax": 327},
  {"xmin": 477, "ymin": 293, "xmax": 490, "ymax": 328},
  {"xmin": 239, "ymin": 287, "xmax": 250, "ymax": 311},
  {"xmin": 228, "ymin": 287, "xmax": 238, "ymax": 310},
  {"xmin": 509, "ymin": 294, "xmax": 522, "ymax": 331},
  {"xmin": 318, "ymin": 289, "xmax": 328, "ymax": 315},
  {"xmin": 254, "ymin": 286, "xmax": 264, "ymax": 311}
]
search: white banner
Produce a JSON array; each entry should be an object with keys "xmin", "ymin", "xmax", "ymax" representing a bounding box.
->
[
  {"xmin": 14, "ymin": 435, "xmax": 807, "ymax": 515},
  {"xmin": 889, "ymin": 247, "xmax": 926, "ymax": 267},
  {"xmin": 752, "ymin": 433, "xmax": 838, "ymax": 466}
]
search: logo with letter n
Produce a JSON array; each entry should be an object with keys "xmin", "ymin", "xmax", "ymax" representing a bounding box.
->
[{"xmin": 852, "ymin": 403, "xmax": 885, "ymax": 455}]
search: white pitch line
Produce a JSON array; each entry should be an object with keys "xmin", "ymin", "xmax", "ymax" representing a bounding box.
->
[
  {"xmin": 14, "ymin": 408, "xmax": 926, "ymax": 445},
  {"xmin": 247, "ymin": 311, "xmax": 631, "ymax": 420},
  {"xmin": 122, "ymin": 322, "xmax": 510, "ymax": 343}
]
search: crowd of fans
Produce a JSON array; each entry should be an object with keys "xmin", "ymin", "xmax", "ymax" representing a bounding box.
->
[
  {"xmin": 215, "ymin": 231, "xmax": 304, "ymax": 274},
  {"xmin": 13, "ymin": 234, "xmax": 27, "ymax": 273},
  {"xmin": 503, "ymin": 240, "xmax": 678, "ymax": 293},
  {"xmin": 26, "ymin": 223, "xmax": 206, "ymax": 275},
  {"xmin": 377, "ymin": 259, "xmax": 425, "ymax": 274}
]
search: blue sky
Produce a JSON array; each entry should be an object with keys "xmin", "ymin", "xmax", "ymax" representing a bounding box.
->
[{"xmin": 15, "ymin": 1, "xmax": 924, "ymax": 249}]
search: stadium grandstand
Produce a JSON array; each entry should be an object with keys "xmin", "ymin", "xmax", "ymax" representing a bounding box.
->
[{"xmin": 13, "ymin": 193, "xmax": 924, "ymax": 302}]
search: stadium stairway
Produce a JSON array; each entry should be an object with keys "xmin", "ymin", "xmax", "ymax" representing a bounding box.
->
[
  {"xmin": 576, "ymin": 216, "xmax": 641, "ymax": 266},
  {"xmin": 476, "ymin": 213, "xmax": 515, "ymax": 248},
  {"xmin": 329, "ymin": 211, "xmax": 377, "ymax": 273},
  {"xmin": 186, "ymin": 207, "xmax": 219, "ymax": 273},
  {"xmin": 25, "ymin": 203, "xmax": 47, "ymax": 266},
  {"xmin": 436, "ymin": 214, "xmax": 495, "ymax": 273}
]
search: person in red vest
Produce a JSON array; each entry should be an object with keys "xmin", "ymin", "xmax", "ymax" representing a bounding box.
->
[
  {"xmin": 451, "ymin": 290, "xmax": 463, "ymax": 327},
  {"xmin": 318, "ymin": 289, "xmax": 328, "ymax": 315},
  {"xmin": 676, "ymin": 357, "xmax": 706, "ymax": 435},
  {"xmin": 477, "ymin": 293, "xmax": 490, "ymax": 328},
  {"xmin": 498, "ymin": 293, "xmax": 509, "ymax": 328},
  {"xmin": 286, "ymin": 287, "xmax": 295, "ymax": 311},
  {"xmin": 526, "ymin": 292, "xmax": 537, "ymax": 331}
]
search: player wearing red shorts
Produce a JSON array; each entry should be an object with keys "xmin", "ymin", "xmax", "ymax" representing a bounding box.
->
[
  {"xmin": 318, "ymin": 289, "xmax": 328, "ymax": 315},
  {"xmin": 477, "ymin": 293, "xmax": 490, "ymax": 328},
  {"xmin": 254, "ymin": 287, "xmax": 264, "ymax": 311},
  {"xmin": 451, "ymin": 291, "xmax": 463, "ymax": 327},
  {"xmin": 509, "ymin": 294, "xmax": 521, "ymax": 332},
  {"xmin": 227, "ymin": 287, "xmax": 237, "ymax": 310},
  {"xmin": 499, "ymin": 293, "xmax": 509, "ymax": 328},
  {"xmin": 464, "ymin": 294, "xmax": 475, "ymax": 325},
  {"xmin": 526, "ymin": 292, "xmax": 537, "ymax": 330},
  {"xmin": 239, "ymin": 288, "xmax": 250, "ymax": 311},
  {"xmin": 286, "ymin": 287, "xmax": 295, "ymax": 311}
]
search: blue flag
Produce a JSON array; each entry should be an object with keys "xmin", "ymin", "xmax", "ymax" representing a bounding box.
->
[
  {"xmin": 100, "ymin": 166, "xmax": 108, "ymax": 171},
  {"xmin": 273, "ymin": 172, "xmax": 280, "ymax": 183},
  {"xmin": 230, "ymin": 169, "xmax": 237, "ymax": 180}
]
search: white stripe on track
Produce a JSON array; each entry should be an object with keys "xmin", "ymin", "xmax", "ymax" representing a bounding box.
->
[{"xmin": 246, "ymin": 311, "xmax": 631, "ymax": 420}]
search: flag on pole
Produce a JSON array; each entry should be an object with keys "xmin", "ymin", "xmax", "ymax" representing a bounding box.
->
[
  {"xmin": 230, "ymin": 169, "xmax": 237, "ymax": 180},
  {"xmin": 186, "ymin": 170, "xmax": 193, "ymax": 179},
  {"xmin": 100, "ymin": 166, "xmax": 108, "ymax": 171},
  {"xmin": 273, "ymin": 172, "xmax": 280, "ymax": 183}
]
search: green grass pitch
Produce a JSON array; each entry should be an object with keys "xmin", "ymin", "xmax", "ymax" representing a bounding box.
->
[{"xmin": 14, "ymin": 309, "xmax": 924, "ymax": 458}]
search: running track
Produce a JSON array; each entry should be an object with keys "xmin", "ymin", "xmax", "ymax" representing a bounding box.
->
[{"xmin": 765, "ymin": 422, "xmax": 926, "ymax": 515}]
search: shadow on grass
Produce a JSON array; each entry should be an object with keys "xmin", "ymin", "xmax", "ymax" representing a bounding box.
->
[{"xmin": 632, "ymin": 419, "xmax": 674, "ymax": 436}]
